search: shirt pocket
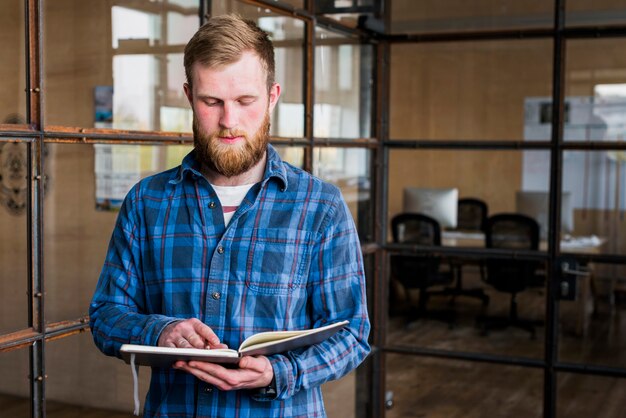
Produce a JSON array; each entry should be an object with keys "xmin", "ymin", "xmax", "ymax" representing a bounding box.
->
[{"xmin": 244, "ymin": 229, "xmax": 316, "ymax": 295}]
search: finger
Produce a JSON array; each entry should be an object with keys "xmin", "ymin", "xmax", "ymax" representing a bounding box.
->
[
  {"xmin": 238, "ymin": 356, "xmax": 265, "ymax": 372},
  {"xmin": 177, "ymin": 338, "xmax": 192, "ymax": 348},
  {"xmin": 181, "ymin": 333, "xmax": 206, "ymax": 349},
  {"xmin": 182, "ymin": 363, "xmax": 239, "ymax": 390},
  {"xmin": 191, "ymin": 321, "xmax": 221, "ymax": 347}
]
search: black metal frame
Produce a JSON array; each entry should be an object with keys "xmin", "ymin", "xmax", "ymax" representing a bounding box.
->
[{"xmin": 2, "ymin": 0, "xmax": 626, "ymax": 417}]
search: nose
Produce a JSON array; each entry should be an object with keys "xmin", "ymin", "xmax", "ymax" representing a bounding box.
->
[{"xmin": 219, "ymin": 102, "xmax": 238, "ymax": 130}]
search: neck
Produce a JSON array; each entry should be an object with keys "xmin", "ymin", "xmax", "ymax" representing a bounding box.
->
[{"xmin": 202, "ymin": 152, "xmax": 267, "ymax": 186}]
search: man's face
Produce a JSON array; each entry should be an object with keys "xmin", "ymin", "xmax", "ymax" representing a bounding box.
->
[{"xmin": 184, "ymin": 51, "xmax": 280, "ymax": 177}]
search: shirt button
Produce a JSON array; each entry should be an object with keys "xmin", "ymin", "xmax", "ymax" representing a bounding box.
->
[
  {"xmin": 217, "ymin": 246, "xmax": 224, "ymax": 254},
  {"xmin": 205, "ymin": 386, "xmax": 213, "ymax": 393},
  {"xmin": 212, "ymin": 292, "xmax": 221, "ymax": 300},
  {"xmin": 209, "ymin": 201, "xmax": 216, "ymax": 209}
]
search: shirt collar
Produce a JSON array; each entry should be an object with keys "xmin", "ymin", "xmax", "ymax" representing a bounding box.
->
[{"xmin": 170, "ymin": 144, "xmax": 288, "ymax": 190}]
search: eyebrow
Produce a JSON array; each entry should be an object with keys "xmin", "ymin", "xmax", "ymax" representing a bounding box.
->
[{"xmin": 197, "ymin": 94, "xmax": 259, "ymax": 101}]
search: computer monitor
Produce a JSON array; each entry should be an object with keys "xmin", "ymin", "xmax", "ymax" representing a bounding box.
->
[
  {"xmin": 515, "ymin": 191, "xmax": 574, "ymax": 239},
  {"xmin": 403, "ymin": 187, "xmax": 459, "ymax": 229}
]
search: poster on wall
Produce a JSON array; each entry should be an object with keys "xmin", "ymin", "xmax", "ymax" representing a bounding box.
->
[
  {"xmin": 94, "ymin": 86, "xmax": 113, "ymax": 128},
  {"xmin": 523, "ymin": 94, "xmax": 626, "ymax": 213}
]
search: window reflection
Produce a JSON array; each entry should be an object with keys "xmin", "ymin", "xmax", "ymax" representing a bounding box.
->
[
  {"xmin": 315, "ymin": 28, "xmax": 372, "ymax": 139},
  {"xmin": 313, "ymin": 147, "xmax": 372, "ymax": 240},
  {"xmin": 273, "ymin": 145, "xmax": 304, "ymax": 168},
  {"xmin": 0, "ymin": 0, "xmax": 26, "ymax": 122}
]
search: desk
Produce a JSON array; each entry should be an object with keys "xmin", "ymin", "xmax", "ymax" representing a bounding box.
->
[
  {"xmin": 442, "ymin": 231, "xmax": 607, "ymax": 254},
  {"xmin": 442, "ymin": 231, "xmax": 607, "ymax": 336}
]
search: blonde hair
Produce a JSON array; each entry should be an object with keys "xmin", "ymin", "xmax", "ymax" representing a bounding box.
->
[{"xmin": 184, "ymin": 14, "xmax": 275, "ymax": 91}]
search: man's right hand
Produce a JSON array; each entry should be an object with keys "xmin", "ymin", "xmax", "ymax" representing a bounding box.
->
[{"xmin": 158, "ymin": 318, "xmax": 227, "ymax": 349}]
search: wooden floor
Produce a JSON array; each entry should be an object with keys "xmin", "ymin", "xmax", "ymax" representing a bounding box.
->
[
  {"xmin": 1, "ymin": 270, "xmax": 624, "ymax": 418},
  {"xmin": 384, "ymin": 268, "xmax": 626, "ymax": 418}
]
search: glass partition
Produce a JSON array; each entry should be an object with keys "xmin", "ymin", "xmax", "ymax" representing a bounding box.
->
[
  {"xmin": 273, "ymin": 144, "xmax": 305, "ymax": 168},
  {"xmin": 0, "ymin": 140, "xmax": 29, "ymax": 334},
  {"xmin": 44, "ymin": 0, "xmax": 198, "ymax": 130},
  {"xmin": 560, "ymin": 150, "xmax": 625, "ymax": 256},
  {"xmin": 565, "ymin": 38, "xmax": 626, "ymax": 144},
  {"xmin": 45, "ymin": 332, "xmax": 149, "ymax": 417},
  {"xmin": 387, "ymin": 148, "xmax": 549, "ymax": 357},
  {"xmin": 390, "ymin": 0, "xmax": 553, "ymax": 35},
  {"xmin": 0, "ymin": 346, "xmax": 30, "ymax": 418},
  {"xmin": 558, "ymin": 260, "xmax": 626, "ymax": 369},
  {"xmin": 313, "ymin": 147, "xmax": 372, "ymax": 241},
  {"xmin": 388, "ymin": 149, "xmax": 551, "ymax": 243},
  {"xmin": 386, "ymin": 354, "xmax": 543, "ymax": 417},
  {"xmin": 0, "ymin": 0, "xmax": 26, "ymax": 123},
  {"xmin": 44, "ymin": 143, "xmax": 191, "ymax": 322},
  {"xmin": 315, "ymin": 28, "xmax": 373, "ymax": 139},
  {"xmin": 389, "ymin": 39, "xmax": 553, "ymax": 141}
]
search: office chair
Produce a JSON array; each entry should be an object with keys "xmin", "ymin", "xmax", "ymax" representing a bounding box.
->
[
  {"xmin": 457, "ymin": 197, "xmax": 488, "ymax": 231},
  {"xmin": 390, "ymin": 213, "xmax": 456, "ymax": 327},
  {"xmin": 477, "ymin": 213, "xmax": 544, "ymax": 338}
]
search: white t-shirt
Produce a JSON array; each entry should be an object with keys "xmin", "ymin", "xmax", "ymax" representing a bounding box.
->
[{"xmin": 211, "ymin": 183, "xmax": 255, "ymax": 225}]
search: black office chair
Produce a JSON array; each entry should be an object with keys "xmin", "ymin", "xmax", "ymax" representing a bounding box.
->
[
  {"xmin": 477, "ymin": 213, "xmax": 544, "ymax": 338},
  {"xmin": 457, "ymin": 198, "xmax": 488, "ymax": 232},
  {"xmin": 390, "ymin": 213, "xmax": 456, "ymax": 326}
]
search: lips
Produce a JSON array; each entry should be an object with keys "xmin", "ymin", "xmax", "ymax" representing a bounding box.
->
[{"xmin": 218, "ymin": 135, "xmax": 243, "ymax": 143}]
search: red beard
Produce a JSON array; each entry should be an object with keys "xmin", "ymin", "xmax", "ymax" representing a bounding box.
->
[{"xmin": 193, "ymin": 111, "xmax": 270, "ymax": 178}]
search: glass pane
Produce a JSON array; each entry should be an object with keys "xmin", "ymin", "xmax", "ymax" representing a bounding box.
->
[
  {"xmin": 315, "ymin": 28, "xmax": 373, "ymax": 139},
  {"xmin": 0, "ymin": 346, "xmax": 30, "ymax": 418},
  {"xmin": 0, "ymin": 0, "xmax": 26, "ymax": 123},
  {"xmin": 390, "ymin": 40, "xmax": 553, "ymax": 141},
  {"xmin": 388, "ymin": 149, "xmax": 551, "ymax": 243},
  {"xmin": 0, "ymin": 140, "xmax": 29, "ymax": 334},
  {"xmin": 565, "ymin": 39, "xmax": 626, "ymax": 143},
  {"xmin": 322, "ymin": 372, "xmax": 356, "ymax": 418},
  {"xmin": 44, "ymin": 143, "xmax": 192, "ymax": 322},
  {"xmin": 566, "ymin": 1, "xmax": 626, "ymax": 27},
  {"xmin": 46, "ymin": 332, "xmax": 147, "ymax": 417},
  {"xmin": 313, "ymin": 147, "xmax": 372, "ymax": 241},
  {"xmin": 558, "ymin": 261, "xmax": 626, "ymax": 369},
  {"xmin": 273, "ymin": 144, "xmax": 304, "ymax": 168},
  {"xmin": 557, "ymin": 150, "xmax": 625, "ymax": 256},
  {"xmin": 386, "ymin": 354, "xmax": 543, "ymax": 417},
  {"xmin": 211, "ymin": 1, "xmax": 306, "ymax": 138},
  {"xmin": 390, "ymin": 0, "xmax": 553, "ymax": 34},
  {"xmin": 44, "ymin": 1, "xmax": 198, "ymax": 131},
  {"xmin": 387, "ymin": 149, "xmax": 549, "ymax": 356},
  {"xmin": 556, "ymin": 372, "xmax": 626, "ymax": 418}
]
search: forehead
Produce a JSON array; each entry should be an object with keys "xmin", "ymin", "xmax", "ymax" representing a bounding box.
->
[{"xmin": 191, "ymin": 51, "xmax": 267, "ymax": 95}]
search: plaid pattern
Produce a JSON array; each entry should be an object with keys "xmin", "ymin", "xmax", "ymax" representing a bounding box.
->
[{"xmin": 89, "ymin": 145, "xmax": 370, "ymax": 418}]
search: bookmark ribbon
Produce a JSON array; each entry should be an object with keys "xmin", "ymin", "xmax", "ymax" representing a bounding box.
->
[{"xmin": 130, "ymin": 353, "xmax": 140, "ymax": 415}]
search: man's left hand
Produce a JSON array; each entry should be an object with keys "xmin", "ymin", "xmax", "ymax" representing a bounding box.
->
[{"xmin": 173, "ymin": 355, "xmax": 274, "ymax": 391}]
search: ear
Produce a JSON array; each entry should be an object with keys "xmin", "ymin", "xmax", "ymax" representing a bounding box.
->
[
  {"xmin": 183, "ymin": 82, "xmax": 193, "ymax": 107},
  {"xmin": 268, "ymin": 82, "xmax": 281, "ymax": 113}
]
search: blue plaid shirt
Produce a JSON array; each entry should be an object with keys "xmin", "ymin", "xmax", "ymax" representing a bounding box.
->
[{"xmin": 89, "ymin": 145, "xmax": 370, "ymax": 418}]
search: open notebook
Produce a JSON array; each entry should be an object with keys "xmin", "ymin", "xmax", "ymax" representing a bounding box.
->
[{"xmin": 121, "ymin": 320, "xmax": 349, "ymax": 415}]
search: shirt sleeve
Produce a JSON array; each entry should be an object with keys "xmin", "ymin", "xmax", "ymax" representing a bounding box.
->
[
  {"xmin": 266, "ymin": 188, "xmax": 371, "ymax": 401},
  {"xmin": 89, "ymin": 185, "xmax": 178, "ymax": 357}
]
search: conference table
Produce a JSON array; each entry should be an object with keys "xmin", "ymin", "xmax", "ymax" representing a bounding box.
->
[
  {"xmin": 441, "ymin": 230, "xmax": 607, "ymax": 254},
  {"xmin": 440, "ymin": 230, "xmax": 608, "ymax": 336}
]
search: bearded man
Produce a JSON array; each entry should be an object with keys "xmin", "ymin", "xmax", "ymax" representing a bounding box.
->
[{"xmin": 89, "ymin": 13, "xmax": 370, "ymax": 418}]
